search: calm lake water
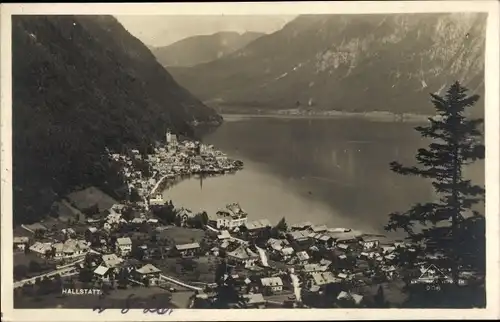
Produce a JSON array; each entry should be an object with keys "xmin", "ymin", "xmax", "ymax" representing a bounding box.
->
[{"xmin": 163, "ymin": 115, "xmax": 484, "ymax": 236}]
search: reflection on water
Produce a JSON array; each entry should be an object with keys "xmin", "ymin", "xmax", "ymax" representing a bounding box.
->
[{"xmin": 164, "ymin": 116, "xmax": 484, "ymax": 236}]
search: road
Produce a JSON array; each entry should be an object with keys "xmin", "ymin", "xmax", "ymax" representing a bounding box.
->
[
  {"xmin": 14, "ymin": 266, "xmax": 78, "ymax": 288},
  {"xmin": 15, "ymin": 257, "xmax": 85, "ymax": 288},
  {"xmin": 159, "ymin": 274, "xmax": 203, "ymax": 292}
]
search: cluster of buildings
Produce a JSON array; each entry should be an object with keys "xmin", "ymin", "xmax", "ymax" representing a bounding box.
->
[
  {"xmin": 192, "ymin": 215, "xmax": 424, "ymax": 308},
  {"xmin": 14, "ymin": 131, "xmax": 460, "ymax": 309},
  {"xmin": 109, "ymin": 130, "xmax": 243, "ymax": 210}
]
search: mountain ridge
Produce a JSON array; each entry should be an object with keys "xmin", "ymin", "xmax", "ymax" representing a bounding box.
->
[
  {"xmin": 169, "ymin": 13, "xmax": 485, "ymax": 116},
  {"xmin": 151, "ymin": 31, "xmax": 265, "ymax": 67},
  {"xmin": 13, "ymin": 15, "xmax": 222, "ymax": 224}
]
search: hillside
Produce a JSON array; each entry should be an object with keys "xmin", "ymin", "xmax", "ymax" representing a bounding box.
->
[
  {"xmin": 151, "ymin": 31, "xmax": 264, "ymax": 67},
  {"xmin": 169, "ymin": 13, "xmax": 485, "ymax": 116},
  {"xmin": 12, "ymin": 15, "xmax": 222, "ymax": 224}
]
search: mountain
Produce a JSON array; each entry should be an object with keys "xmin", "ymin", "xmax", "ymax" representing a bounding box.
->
[
  {"xmin": 12, "ymin": 15, "xmax": 222, "ymax": 224},
  {"xmin": 151, "ymin": 31, "xmax": 265, "ymax": 67},
  {"xmin": 169, "ymin": 13, "xmax": 485, "ymax": 116}
]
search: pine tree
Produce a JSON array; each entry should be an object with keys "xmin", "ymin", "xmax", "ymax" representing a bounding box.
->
[{"xmin": 385, "ymin": 81, "xmax": 485, "ymax": 285}]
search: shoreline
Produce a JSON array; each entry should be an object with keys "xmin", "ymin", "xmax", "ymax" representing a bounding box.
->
[{"xmin": 218, "ymin": 111, "xmax": 432, "ymax": 123}]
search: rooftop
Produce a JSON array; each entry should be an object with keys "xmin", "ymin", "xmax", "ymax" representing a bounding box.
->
[
  {"xmin": 311, "ymin": 225, "xmax": 328, "ymax": 233},
  {"xmin": 296, "ymin": 251, "xmax": 310, "ymax": 261},
  {"xmin": 102, "ymin": 254, "xmax": 123, "ymax": 268},
  {"xmin": 261, "ymin": 277, "xmax": 283, "ymax": 287},
  {"xmin": 288, "ymin": 230, "xmax": 309, "ymax": 241},
  {"xmin": 13, "ymin": 236, "xmax": 29, "ymax": 243},
  {"xmin": 311, "ymin": 271, "xmax": 341, "ymax": 286},
  {"xmin": 116, "ymin": 237, "xmax": 132, "ymax": 245},
  {"xmin": 291, "ymin": 221, "xmax": 313, "ymax": 229},
  {"xmin": 94, "ymin": 265, "xmax": 110, "ymax": 276},
  {"xmin": 136, "ymin": 264, "xmax": 161, "ymax": 274},
  {"xmin": 29, "ymin": 242, "xmax": 52, "ymax": 253},
  {"xmin": 245, "ymin": 219, "xmax": 271, "ymax": 230},
  {"xmin": 227, "ymin": 246, "xmax": 259, "ymax": 260},
  {"xmin": 175, "ymin": 242, "xmax": 200, "ymax": 251}
]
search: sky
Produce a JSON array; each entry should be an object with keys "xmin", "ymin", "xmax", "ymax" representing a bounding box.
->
[{"xmin": 115, "ymin": 15, "xmax": 297, "ymax": 47}]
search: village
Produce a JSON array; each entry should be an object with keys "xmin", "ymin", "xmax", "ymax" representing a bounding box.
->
[{"xmin": 12, "ymin": 131, "xmax": 478, "ymax": 309}]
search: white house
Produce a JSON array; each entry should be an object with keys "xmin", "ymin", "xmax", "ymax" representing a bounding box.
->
[
  {"xmin": 116, "ymin": 237, "xmax": 132, "ymax": 256},
  {"xmin": 215, "ymin": 203, "xmax": 248, "ymax": 230},
  {"xmin": 260, "ymin": 276, "xmax": 283, "ymax": 293},
  {"xmin": 149, "ymin": 194, "xmax": 164, "ymax": 206},
  {"xmin": 134, "ymin": 264, "xmax": 162, "ymax": 285},
  {"xmin": 29, "ymin": 242, "xmax": 53, "ymax": 257},
  {"xmin": 94, "ymin": 265, "xmax": 112, "ymax": 282},
  {"xmin": 13, "ymin": 236, "xmax": 29, "ymax": 251},
  {"xmin": 102, "ymin": 253, "xmax": 124, "ymax": 269},
  {"xmin": 308, "ymin": 272, "xmax": 341, "ymax": 289},
  {"xmin": 362, "ymin": 239, "xmax": 380, "ymax": 250},
  {"xmin": 296, "ymin": 251, "xmax": 310, "ymax": 264},
  {"xmin": 62, "ymin": 239, "xmax": 89, "ymax": 259},
  {"xmin": 227, "ymin": 245, "xmax": 259, "ymax": 268}
]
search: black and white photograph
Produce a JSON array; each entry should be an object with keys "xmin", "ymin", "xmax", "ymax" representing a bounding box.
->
[{"xmin": 1, "ymin": 1, "xmax": 499, "ymax": 321}]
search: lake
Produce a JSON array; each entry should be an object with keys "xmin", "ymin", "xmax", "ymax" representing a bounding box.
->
[{"xmin": 163, "ymin": 115, "xmax": 484, "ymax": 236}]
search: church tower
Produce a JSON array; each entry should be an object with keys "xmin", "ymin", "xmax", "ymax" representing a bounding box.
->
[{"xmin": 166, "ymin": 130, "xmax": 172, "ymax": 144}]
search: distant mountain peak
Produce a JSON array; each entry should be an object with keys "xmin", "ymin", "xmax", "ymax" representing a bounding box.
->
[
  {"xmin": 169, "ymin": 13, "xmax": 485, "ymax": 116},
  {"xmin": 151, "ymin": 31, "xmax": 265, "ymax": 67}
]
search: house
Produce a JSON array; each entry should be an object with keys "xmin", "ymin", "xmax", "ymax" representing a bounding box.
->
[
  {"xmin": 308, "ymin": 271, "xmax": 341, "ymax": 289},
  {"xmin": 120, "ymin": 258, "xmax": 143, "ymax": 273},
  {"xmin": 260, "ymin": 277, "xmax": 283, "ymax": 293},
  {"xmin": 23, "ymin": 222, "xmax": 48, "ymax": 233},
  {"xmin": 110, "ymin": 204, "xmax": 126, "ymax": 215},
  {"xmin": 310, "ymin": 225, "xmax": 328, "ymax": 233},
  {"xmin": 302, "ymin": 263, "xmax": 329, "ymax": 273},
  {"xmin": 85, "ymin": 227, "xmax": 98, "ymax": 241},
  {"xmin": 227, "ymin": 245, "xmax": 259, "ymax": 268},
  {"xmin": 178, "ymin": 208, "xmax": 196, "ymax": 226},
  {"xmin": 217, "ymin": 230, "xmax": 231, "ymax": 240},
  {"xmin": 319, "ymin": 259, "xmax": 333, "ymax": 268},
  {"xmin": 337, "ymin": 243, "xmax": 349, "ymax": 251},
  {"xmin": 362, "ymin": 239, "xmax": 380, "ymax": 250},
  {"xmin": 94, "ymin": 265, "xmax": 112, "ymax": 282},
  {"xmin": 337, "ymin": 272, "xmax": 350, "ymax": 280},
  {"xmin": 337, "ymin": 291, "xmax": 364, "ymax": 307},
  {"xmin": 291, "ymin": 222, "xmax": 313, "ymax": 231},
  {"xmin": 52, "ymin": 242, "xmax": 65, "ymax": 259},
  {"xmin": 175, "ymin": 243, "xmax": 200, "ymax": 257},
  {"xmin": 296, "ymin": 251, "xmax": 310, "ymax": 264},
  {"xmin": 382, "ymin": 246, "xmax": 396, "ymax": 254},
  {"xmin": 215, "ymin": 203, "xmax": 248, "ymax": 230},
  {"xmin": 131, "ymin": 217, "xmax": 145, "ymax": 225},
  {"xmin": 59, "ymin": 239, "xmax": 89, "ymax": 259},
  {"xmin": 149, "ymin": 194, "xmax": 164, "ymax": 206},
  {"xmin": 242, "ymin": 293, "xmax": 266, "ymax": 309},
  {"xmin": 101, "ymin": 253, "xmax": 124, "ymax": 271},
  {"xmin": 135, "ymin": 264, "xmax": 162, "ymax": 285},
  {"xmin": 287, "ymin": 230, "xmax": 310, "ymax": 243},
  {"xmin": 280, "ymin": 247, "xmax": 295, "ymax": 259},
  {"xmin": 107, "ymin": 213, "xmax": 124, "ymax": 225},
  {"xmin": 316, "ymin": 234, "xmax": 332, "ymax": 246},
  {"xmin": 116, "ymin": 237, "xmax": 132, "ymax": 256},
  {"xmin": 147, "ymin": 218, "xmax": 159, "ymax": 225},
  {"xmin": 29, "ymin": 242, "xmax": 53, "ymax": 257},
  {"xmin": 245, "ymin": 219, "xmax": 272, "ymax": 233},
  {"xmin": 61, "ymin": 228, "xmax": 76, "ymax": 238},
  {"xmin": 13, "ymin": 236, "xmax": 29, "ymax": 251}
]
